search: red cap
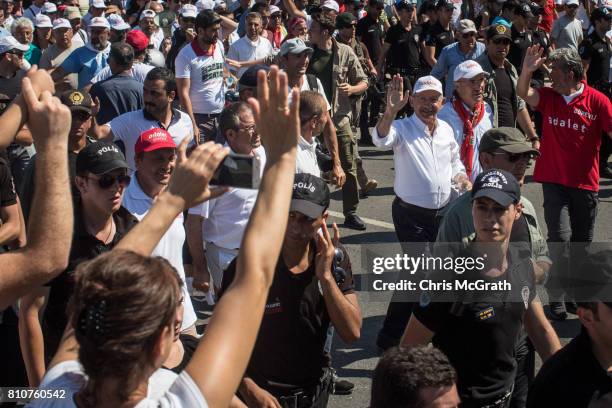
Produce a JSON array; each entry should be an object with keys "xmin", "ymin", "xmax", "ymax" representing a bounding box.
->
[
  {"xmin": 135, "ymin": 128, "xmax": 176, "ymax": 155},
  {"xmin": 126, "ymin": 29, "xmax": 149, "ymax": 52}
]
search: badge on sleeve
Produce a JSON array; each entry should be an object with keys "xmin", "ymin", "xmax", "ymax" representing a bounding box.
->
[{"xmin": 521, "ymin": 285, "xmax": 530, "ymax": 309}]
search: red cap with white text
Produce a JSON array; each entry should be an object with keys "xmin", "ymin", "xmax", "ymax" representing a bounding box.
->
[{"xmin": 135, "ymin": 128, "xmax": 177, "ymax": 155}]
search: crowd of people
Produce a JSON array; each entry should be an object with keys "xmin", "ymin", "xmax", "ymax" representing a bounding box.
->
[{"xmin": 0, "ymin": 0, "xmax": 611, "ymax": 406}]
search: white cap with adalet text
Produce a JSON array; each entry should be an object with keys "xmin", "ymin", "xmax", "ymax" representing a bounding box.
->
[
  {"xmin": 454, "ymin": 60, "xmax": 489, "ymax": 81},
  {"xmin": 413, "ymin": 75, "xmax": 443, "ymax": 95}
]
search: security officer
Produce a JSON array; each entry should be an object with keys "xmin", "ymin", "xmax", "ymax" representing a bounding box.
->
[
  {"xmin": 220, "ymin": 173, "xmax": 362, "ymax": 408},
  {"xmin": 579, "ymin": 7, "xmax": 612, "ymax": 178},
  {"xmin": 403, "ymin": 169, "xmax": 539, "ymax": 408}
]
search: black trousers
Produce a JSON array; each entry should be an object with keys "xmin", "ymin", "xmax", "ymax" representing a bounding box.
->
[
  {"xmin": 378, "ymin": 198, "xmax": 445, "ymax": 344},
  {"xmin": 509, "ymin": 337, "xmax": 535, "ymax": 408},
  {"xmin": 542, "ymin": 183, "xmax": 598, "ymax": 301}
]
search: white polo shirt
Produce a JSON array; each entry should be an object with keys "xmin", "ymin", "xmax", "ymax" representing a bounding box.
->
[
  {"xmin": 122, "ymin": 174, "xmax": 197, "ymax": 331},
  {"xmin": 372, "ymin": 114, "xmax": 466, "ymax": 209},
  {"xmin": 175, "ymin": 39, "xmax": 225, "ymax": 115},
  {"xmin": 106, "ymin": 108, "xmax": 194, "ymax": 172},
  {"xmin": 227, "ymin": 35, "xmax": 274, "ymax": 78},
  {"xmin": 437, "ymin": 101, "xmax": 493, "ymax": 182},
  {"xmin": 188, "ymin": 146, "xmax": 266, "ymax": 250},
  {"xmin": 296, "ymin": 136, "xmax": 320, "ymax": 177}
]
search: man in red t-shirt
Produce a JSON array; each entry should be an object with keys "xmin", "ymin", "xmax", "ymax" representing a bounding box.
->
[
  {"xmin": 518, "ymin": 45, "xmax": 612, "ymax": 320},
  {"xmin": 537, "ymin": 0, "xmax": 555, "ymax": 33}
]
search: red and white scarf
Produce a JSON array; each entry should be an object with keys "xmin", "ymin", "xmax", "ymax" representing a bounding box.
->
[{"xmin": 452, "ymin": 96, "xmax": 485, "ymax": 180}]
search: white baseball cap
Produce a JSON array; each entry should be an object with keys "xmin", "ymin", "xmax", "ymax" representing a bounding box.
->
[
  {"xmin": 269, "ymin": 4, "xmax": 281, "ymax": 14},
  {"xmin": 140, "ymin": 9, "xmax": 157, "ymax": 20},
  {"xmin": 52, "ymin": 18, "xmax": 72, "ymax": 30},
  {"xmin": 91, "ymin": 0, "xmax": 107, "ymax": 8},
  {"xmin": 0, "ymin": 36, "xmax": 29, "ymax": 54},
  {"xmin": 42, "ymin": 2, "xmax": 57, "ymax": 13},
  {"xmin": 454, "ymin": 60, "xmax": 489, "ymax": 81},
  {"xmin": 321, "ymin": 0, "xmax": 339, "ymax": 12},
  {"xmin": 214, "ymin": 0, "xmax": 226, "ymax": 9},
  {"xmin": 180, "ymin": 4, "xmax": 197, "ymax": 17},
  {"xmin": 564, "ymin": 0, "xmax": 579, "ymax": 5},
  {"xmin": 89, "ymin": 16, "xmax": 111, "ymax": 28},
  {"xmin": 413, "ymin": 75, "xmax": 443, "ymax": 95},
  {"xmin": 196, "ymin": 0, "xmax": 214, "ymax": 11},
  {"xmin": 35, "ymin": 14, "xmax": 53, "ymax": 28},
  {"xmin": 107, "ymin": 13, "xmax": 130, "ymax": 30}
]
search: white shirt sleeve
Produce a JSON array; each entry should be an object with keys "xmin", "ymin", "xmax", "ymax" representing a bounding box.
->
[
  {"xmin": 187, "ymin": 202, "xmax": 204, "ymax": 216},
  {"xmin": 160, "ymin": 370, "xmax": 208, "ymax": 407},
  {"xmin": 372, "ymin": 121, "xmax": 399, "ymax": 148},
  {"xmin": 174, "ymin": 47, "xmax": 192, "ymax": 79},
  {"xmin": 316, "ymin": 78, "xmax": 331, "ymax": 111},
  {"xmin": 449, "ymin": 136, "xmax": 466, "ymax": 178},
  {"xmin": 108, "ymin": 113, "xmax": 128, "ymax": 141},
  {"xmin": 90, "ymin": 65, "xmax": 111, "ymax": 84}
]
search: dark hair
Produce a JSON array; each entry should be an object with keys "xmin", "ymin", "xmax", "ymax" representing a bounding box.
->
[
  {"xmin": 250, "ymin": 3, "xmax": 267, "ymax": 13},
  {"xmin": 195, "ymin": 9, "xmax": 222, "ymax": 30},
  {"xmin": 299, "ymin": 90, "xmax": 325, "ymax": 122},
  {"xmin": 109, "ymin": 42, "xmax": 134, "ymax": 68},
  {"xmin": 145, "ymin": 66, "xmax": 177, "ymax": 94},
  {"xmin": 68, "ymin": 250, "xmax": 182, "ymax": 406},
  {"xmin": 312, "ymin": 13, "xmax": 336, "ymax": 34},
  {"xmin": 219, "ymin": 101, "xmax": 252, "ymax": 137},
  {"xmin": 570, "ymin": 248, "xmax": 612, "ymax": 309},
  {"xmin": 371, "ymin": 346, "xmax": 457, "ymax": 408},
  {"xmin": 502, "ymin": 0, "xmax": 518, "ymax": 12}
]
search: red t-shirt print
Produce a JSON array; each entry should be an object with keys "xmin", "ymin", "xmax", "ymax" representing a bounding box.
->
[{"xmin": 534, "ymin": 83, "xmax": 612, "ymax": 192}]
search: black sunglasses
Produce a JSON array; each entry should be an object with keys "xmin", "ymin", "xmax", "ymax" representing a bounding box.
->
[
  {"xmin": 492, "ymin": 38, "xmax": 512, "ymax": 45},
  {"xmin": 72, "ymin": 111, "xmax": 92, "ymax": 121},
  {"xmin": 182, "ymin": 17, "xmax": 196, "ymax": 22},
  {"xmin": 89, "ymin": 174, "xmax": 131, "ymax": 189},
  {"xmin": 491, "ymin": 151, "xmax": 537, "ymax": 162},
  {"xmin": 462, "ymin": 32, "xmax": 476, "ymax": 38}
]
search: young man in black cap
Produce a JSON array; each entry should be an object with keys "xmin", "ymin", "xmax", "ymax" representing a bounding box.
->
[
  {"xmin": 423, "ymin": 0, "xmax": 455, "ymax": 68},
  {"xmin": 435, "ymin": 127, "xmax": 561, "ymax": 408},
  {"xmin": 18, "ymin": 89, "xmax": 95, "ymax": 222},
  {"xmin": 527, "ymin": 249, "xmax": 612, "ymax": 407},
  {"xmin": 220, "ymin": 173, "xmax": 362, "ymax": 408},
  {"xmin": 19, "ymin": 141, "xmax": 137, "ymax": 385},
  {"xmin": 402, "ymin": 169, "xmax": 539, "ymax": 408}
]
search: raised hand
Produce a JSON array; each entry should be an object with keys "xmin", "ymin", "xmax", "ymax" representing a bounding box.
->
[
  {"xmin": 25, "ymin": 65, "xmax": 55, "ymax": 98},
  {"xmin": 386, "ymin": 74, "xmax": 410, "ymax": 115},
  {"xmin": 247, "ymin": 66, "xmax": 299, "ymax": 162},
  {"xmin": 315, "ymin": 222, "xmax": 339, "ymax": 282},
  {"xmin": 523, "ymin": 45, "xmax": 546, "ymax": 74},
  {"xmin": 21, "ymin": 77, "xmax": 70, "ymax": 152},
  {"xmin": 166, "ymin": 139, "xmax": 229, "ymax": 210}
]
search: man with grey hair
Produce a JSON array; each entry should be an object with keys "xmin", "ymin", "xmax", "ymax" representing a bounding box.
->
[
  {"xmin": 518, "ymin": 45, "xmax": 612, "ymax": 320},
  {"xmin": 185, "ymin": 101, "xmax": 265, "ymax": 298}
]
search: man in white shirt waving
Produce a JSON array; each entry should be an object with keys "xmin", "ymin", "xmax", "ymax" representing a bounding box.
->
[
  {"xmin": 373, "ymin": 75, "xmax": 471, "ymax": 350},
  {"xmin": 175, "ymin": 10, "xmax": 226, "ymax": 144}
]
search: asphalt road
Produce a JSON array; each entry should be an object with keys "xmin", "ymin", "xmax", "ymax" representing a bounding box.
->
[
  {"xmin": 192, "ymin": 140, "xmax": 612, "ymax": 408},
  {"xmin": 324, "ymin": 142, "xmax": 612, "ymax": 408}
]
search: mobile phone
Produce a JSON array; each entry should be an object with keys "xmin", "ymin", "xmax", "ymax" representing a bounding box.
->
[{"xmin": 210, "ymin": 153, "xmax": 261, "ymax": 189}]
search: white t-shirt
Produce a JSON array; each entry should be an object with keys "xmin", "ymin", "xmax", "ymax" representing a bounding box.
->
[
  {"xmin": 106, "ymin": 108, "xmax": 194, "ymax": 172},
  {"xmin": 296, "ymin": 136, "xmax": 320, "ymax": 177},
  {"xmin": 133, "ymin": 26, "xmax": 165, "ymax": 49},
  {"xmin": 122, "ymin": 176, "xmax": 197, "ymax": 330},
  {"xmin": 90, "ymin": 62, "xmax": 155, "ymax": 84},
  {"xmin": 28, "ymin": 360, "xmax": 207, "ymax": 407},
  {"xmin": 175, "ymin": 40, "xmax": 225, "ymax": 114},
  {"xmin": 287, "ymin": 74, "xmax": 331, "ymax": 111},
  {"xmin": 227, "ymin": 36, "xmax": 274, "ymax": 78},
  {"xmin": 188, "ymin": 146, "xmax": 266, "ymax": 250}
]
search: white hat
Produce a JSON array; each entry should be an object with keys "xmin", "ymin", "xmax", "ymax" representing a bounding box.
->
[
  {"xmin": 214, "ymin": 0, "xmax": 226, "ymax": 9},
  {"xmin": 42, "ymin": 2, "xmax": 57, "ymax": 13},
  {"xmin": 89, "ymin": 16, "xmax": 111, "ymax": 28},
  {"xmin": 564, "ymin": 0, "xmax": 579, "ymax": 5},
  {"xmin": 454, "ymin": 60, "xmax": 489, "ymax": 81},
  {"xmin": 321, "ymin": 0, "xmax": 339, "ymax": 12},
  {"xmin": 196, "ymin": 0, "xmax": 214, "ymax": 11},
  {"xmin": 52, "ymin": 18, "xmax": 72, "ymax": 30},
  {"xmin": 35, "ymin": 14, "xmax": 53, "ymax": 28},
  {"xmin": 91, "ymin": 0, "xmax": 107, "ymax": 8},
  {"xmin": 0, "ymin": 36, "xmax": 29, "ymax": 54},
  {"xmin": 269, "ymin": 4, "xmax": 281, "ymax": 14},
  {"xmin": 180, "ymin": 4, "xmax": 197, "ymax": 17},
  {"xmin": 413, "ymin": 75, "xmax": 443, "ymax": 95},
  {"xmin": 140, "ymin": 9, "xmax": 157, "ymax": 20},
  {"xmin": 107, "ymin": 13, "xmax": 130, "ymax": 30}
]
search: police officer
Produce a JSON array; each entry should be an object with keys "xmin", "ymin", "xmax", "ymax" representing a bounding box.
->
[{"xmin": 403, "ymin": 169, "xmax": 540, "ymax": 408}]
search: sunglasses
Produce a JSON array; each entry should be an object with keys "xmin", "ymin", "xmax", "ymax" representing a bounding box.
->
[
  {"xmin": 492, "ymin": 38, "xmax": 512, "ymax": 45},
  {"xmin": 462, "ymin": 32, "xmax": 476, "ymax": 38},
  {"xmin": 88, "ymin": 174, "xmax": 131, "ymax": 189},
  {"xmin": 182, "ymin": 17, "xmax": 196, "ymax": 23},
  {"xmin": 490, "ymin": 151, "xmax": 537, "ymax": 162},
  {"xmin": 72, "ymin": 111, "xmax": 92, "ymax": 121}
]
